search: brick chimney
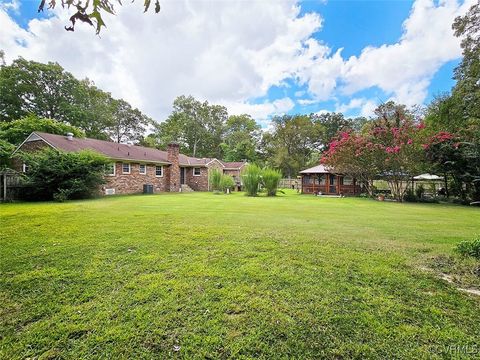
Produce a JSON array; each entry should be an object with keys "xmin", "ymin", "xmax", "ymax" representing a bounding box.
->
[{"xmin": 167, "ymin": 142, "xmax": 180, "ymax": 192}]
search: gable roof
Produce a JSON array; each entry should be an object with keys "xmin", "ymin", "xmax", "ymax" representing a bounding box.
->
[
  {"xmin": 222, "ymin": 161, "xmax": 247, "ymax": 170},
  {"xmin": 300, "ymin": 164, "xmax": 333, "ymax": 174},
  {"xmin": 15, "ymin": 132, "xmax": 210, "ymax": 166}
]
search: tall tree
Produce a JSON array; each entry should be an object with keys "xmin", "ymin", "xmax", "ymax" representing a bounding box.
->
[
  {"xmin": 154, "ymin": 95, "xmax": 227, "ymax": 158},
  {"xmin": 452, "ymin": 3, "xmax": 480, "ymax": 121},
  {"xmin": 0, "ymin": 58, "xmax": 151, "ymax": 143},
  {"xmin": 261, "ymin": 115, "xmax": 324, "ymax": 177},
  {"xmin": 0, "ymin": 58, "xmax": 78, "ymax": 122},
  {"xmin": 106, "ymin": 99, "xmax": 153, "ymax": 143},
  {"xmin": 310, "ymin": 112, "xmax": 352, "ymax": 146},
  {"xmin": 221, "ymin": 114, "xmax": 260, "ymax": 162}
]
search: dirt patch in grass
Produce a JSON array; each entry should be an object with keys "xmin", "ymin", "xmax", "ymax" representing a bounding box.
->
[{"xmin": 421, "ymin": 255, "xmax": 480, "ymax": 296}]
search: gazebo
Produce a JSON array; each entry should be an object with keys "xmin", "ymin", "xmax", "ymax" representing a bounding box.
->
[{"xmin": 299, "ymin": 165, "xmax": 362, "ymax": 195}]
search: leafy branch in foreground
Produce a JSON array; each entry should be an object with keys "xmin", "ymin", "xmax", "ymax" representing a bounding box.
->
[{"xmin": 38, "ymin": 0, "xmax": 161, "ymax": 34}]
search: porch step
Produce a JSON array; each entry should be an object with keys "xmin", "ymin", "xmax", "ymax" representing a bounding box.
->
[{"xmin": 180, "ymin": 184, "xmax": 194, "ymax": 192}]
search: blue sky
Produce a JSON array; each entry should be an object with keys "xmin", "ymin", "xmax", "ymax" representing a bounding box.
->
[{"xmin": 0, "ymin": 0, "xmax": 469, "ymax": 123}]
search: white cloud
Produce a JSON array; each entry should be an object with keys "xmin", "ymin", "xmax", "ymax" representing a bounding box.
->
[
  {"xmin": 0, "ymin": 0, "xmax": 473, "ymax": 123},
  {"xmin": 339, "ymin": 0, "xmax": 475, "ymax": 106},
  {"xmin": 336, "ymin": 98, "xmax": 378, "ymax": 118},
  {"xmin": 0, "ymin": 0, "xmax": 318, "ymax": 121},
  {"xmin": 223, "ymin": 97, "xmax": 295, "ymax": 126}
]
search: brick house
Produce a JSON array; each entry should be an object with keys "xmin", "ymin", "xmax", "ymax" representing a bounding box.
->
[{"xmin": 13, "ymin": 132, "xmax": 247, "ymax": 195}]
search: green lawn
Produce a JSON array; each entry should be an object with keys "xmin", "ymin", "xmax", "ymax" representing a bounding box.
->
[{"xmin": 1, "ymin": 191, "xmax": 479, "ymax": 359}]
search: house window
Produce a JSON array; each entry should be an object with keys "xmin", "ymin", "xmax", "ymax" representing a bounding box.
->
[
  {"xmin": 22, "ymin": 163, "xmax": 29, "ymax": 173},
  {"xmin": 105, "ymin": 163, "xmax": 115, "ymax": 176},
  {"xmin": 122, "ymin": 163, "xmax": 131, "ymax": 174},
  {"xmin": 139, "ymin": 164, "xmax": 146, "ymax": 175},
  {"xmin": 155, "ymin": 166, "xmax": 163, "ymax": 177},
  {"xmin": 343, "ymin": 176, "xmax": 353, "ymax": 185},
  {"xmin": 193, "ymin": 167, "xmax": 201, "ymax": 176}
]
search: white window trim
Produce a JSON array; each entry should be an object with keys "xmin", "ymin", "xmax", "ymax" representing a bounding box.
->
[
  {"xmin": 139, "ymin": 164, "xmax": 147, "ymax": 175},
  {"xmin": 193, "ymin": 167, "xmax": 201, "ymax": 176},
  {"xmin": 105, "ymin": 162, "xmax": 116, "ymax": 176},
  {"xmin": 122, "ymin": 163, "xmax": 131, "ymax": 174},
  {"xmin": 155, "ymin": 165, "xmax": 163, "ymax": 177}
]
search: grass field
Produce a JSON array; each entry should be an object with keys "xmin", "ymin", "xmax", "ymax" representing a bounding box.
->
[{"xmin": 1, "ymin": 191, "xmax": 479, "ymax": 359}]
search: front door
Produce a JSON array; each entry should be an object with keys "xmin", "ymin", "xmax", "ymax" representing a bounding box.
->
[
  {"xmin": 180, "ymin": 167, "xmax": 186, "ymax": 185},
  {"xmin": 329, "ymin": 174, "xmax": 336, "ymax": 194}
]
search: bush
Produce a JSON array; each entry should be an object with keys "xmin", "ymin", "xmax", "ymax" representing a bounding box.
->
[
  {"xmin": 455, "ymin": 236, "xmax": 480, "ymax": 259},
  {"xmin": 241, "ymin": 164, "xmax": 262, "ymax": 196},
  {"xmin": 415, "ymin": 184, "xmax": 425, "ymax": 199},
  {"xmin": 403, "ymin": 189, "xmax": 418, "ymax": 202},
  {"xmin": 220, "ymin": 175, "xmax": 235, "ymax": 193},
  {"xmin": 262, "ymin": 168, "xmax": 282, "ymax": 196},
  {"xmin": 209, "ymin": 169, "xmax": 222, "ymax": 192},
  {"xmin": 18, "ymin": 148, "xmax": 109, "ymax": 201}
]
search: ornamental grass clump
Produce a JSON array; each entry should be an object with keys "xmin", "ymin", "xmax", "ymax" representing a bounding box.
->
[
  {"xmin": 262, "ymin": 168, "xmax": 282, "ymax": 196},
  {"xmin": 209, "ymin": 169, "xmax": 222, "ymax": 192},
  {"xmin": 455, "ymin": 236, "xmax": 480, "ymax": 260},
  {"xmin": 242, "ymin": 164, "xmax": 262, "ymax": 196}
]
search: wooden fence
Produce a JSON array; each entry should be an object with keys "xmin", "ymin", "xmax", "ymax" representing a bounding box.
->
[{"xmin": 278, "ymin": 178, "xmax": 301, "ymax": 190}]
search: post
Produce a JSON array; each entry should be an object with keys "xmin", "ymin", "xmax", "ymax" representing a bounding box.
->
[{"xmin": 3, "ymin": 173, "xmax": 7, "ymax": 201}]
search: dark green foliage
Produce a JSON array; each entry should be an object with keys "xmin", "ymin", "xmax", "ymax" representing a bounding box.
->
[
  {"xmin": 455, "ymin": 236, "xmax": 480, "ymax": 259},
  {"xmin": 261, "ymin": 115, "xmax": 324, "ymax": 177},
  {"xmin": 403, "ymin": 189, "xmax": 418, "ymax": 203},
  {"xmin": 262, "ymin": 167, "xmax": 282, "ymax": 196},
  {"xmin": 221, "ymin": 114, "xmax": 260, "ymax": 162},
  {"xmin": 0, "ymin": 58, "xmax": 151, "ymax": 143},
  {"xmin": 0, "ymin": 115, "xmax": 84, "ymax": 145},
  {"xmin": 153, "ymin": 95, "xmax": 227, "ymax": 158},
  {"xmin": 415, "ymin": 184, "xmax": 425, "ymax": 199},
  {"xmin": 0, "ymin": 139, "xmax": 15, "ymax": 168},
  {"xmin": 17, "ymin": 148, "xmax": 109, "ymax": 201}
]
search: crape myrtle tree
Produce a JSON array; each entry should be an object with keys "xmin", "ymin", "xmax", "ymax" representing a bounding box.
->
[{"xmin": 322, "ymin": 102, "xmax": 429, "ymax": 201}]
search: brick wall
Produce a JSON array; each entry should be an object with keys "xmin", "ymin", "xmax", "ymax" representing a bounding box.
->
[
  {"xmin": 104, "ymin": 162, "xmax": 168, "ymax": 195},
  {"xmin": 167, "ymin": 143, "xmax": 180, "ymax": 192},
  {"xmin": 185, "ymin": 166, "xmax": 209, "ymax": 191}
]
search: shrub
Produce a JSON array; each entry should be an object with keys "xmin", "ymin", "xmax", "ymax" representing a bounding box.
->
[
  {"xmin": 262, "ymin": 168, "xmax": 282, "ymax": 196},
  {"xmin": 403, "ymin": 189, "xmax": 418, "ymax": 202},
  {"xmin": 242, "ymin": 164, "xmax": 262, "ymax": 196},
  {"xmin": 220, "ymin": 175, "xmax": 235, "ymax": 193},
  {"xmin": 455, "ymin": 236, "xmax": 480, "ymax": 259},
  {"xmin": 415, "ymin": 184, "xmax": 425, "ymax": 199},
  {"xmin": 209, "ymin": 169, "xmax": 222, "ymax": 192},
  {"xmin": 18, "ymin": 148, "xmax": 109, "ymax": 201}
]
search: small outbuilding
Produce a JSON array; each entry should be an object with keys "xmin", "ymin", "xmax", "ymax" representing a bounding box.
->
[{"xmin": 300, "ymin": 165, "xmax": 362, "ymax": 195}]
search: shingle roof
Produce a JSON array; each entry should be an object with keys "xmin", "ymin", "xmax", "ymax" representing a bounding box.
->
[
  {"xmin": 222, "ymin": 161, "xmax": 247, "ymax": 169},
  {"xmin": 299, "ymin": 164, "xmax": 333, "ymax": 174},
  {"xmin": 28, "ymin": 132, "xmax": 209, "ymax": 166}
]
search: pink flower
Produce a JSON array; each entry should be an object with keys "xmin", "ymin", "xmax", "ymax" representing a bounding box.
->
[{"xmin": 407, "ymin": 139, "xmax": 413, "ymax": 145}]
